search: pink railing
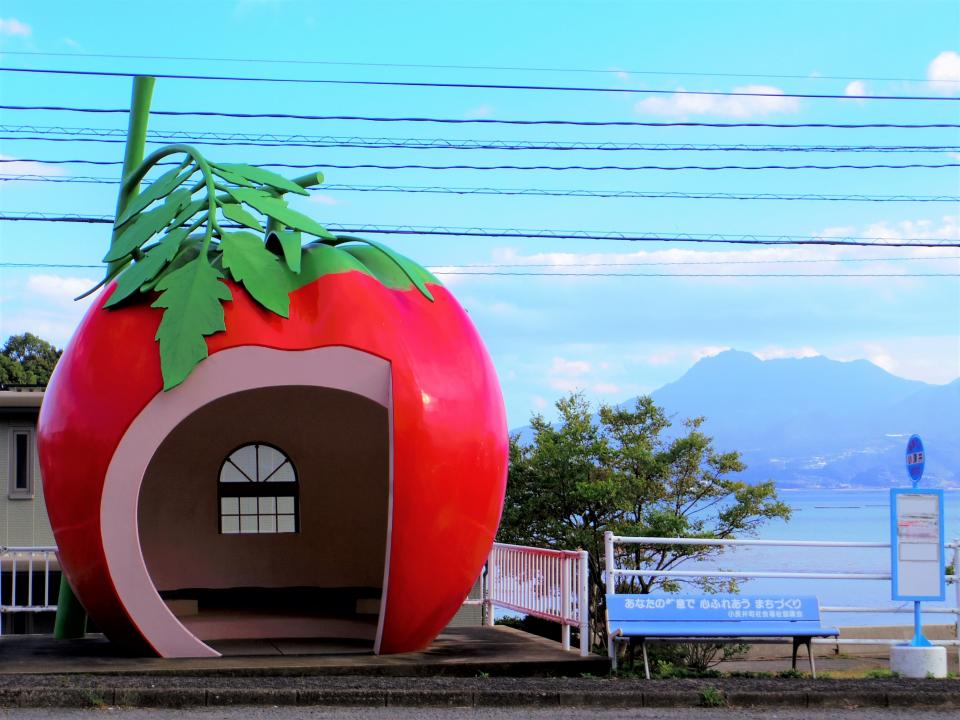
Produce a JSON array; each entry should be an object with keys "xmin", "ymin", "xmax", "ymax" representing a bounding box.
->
[{"xmin": 483, "ymin": 542, "xmax": 590, "ymax": 656}]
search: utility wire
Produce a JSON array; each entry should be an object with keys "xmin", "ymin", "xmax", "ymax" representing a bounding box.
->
[
  {"xmin": 0, "ymin": 261, "xmax": 951, "ymax": 278},
  {"xmin": 448, "ymin": 256, "xmax": 960, "ymax": 267},
  {"xmin": 244, "ymin": 162, "xmax": 960, "ymax": 172},
  {"xmin": 2, "ymin": 126, "xmax": 958, "ymax": 153},
  {"xmin": 4, "ymin": 256, "xmax": 959, "ymax": 271},
  {"xmin": 2, "ymin": 157, "xmax": 955, "ymax": 172},
  {"xmin": 2, "ymin": 105, "xmax": 957, "ymax": 129},
  {"xmin": 4, "ymin": 66, "xmax": 958, "ymax": 102},
  {"xmin": 431, "ymin": 271, "xmax": 960, "ymax": 277},
  {"xmin": 6, "ymin": 50, "xmax": 955, "ymax": 85},
  {"xmin": 2, "ymin": 213, "xmax": 957, "ymax": 247},
  {"xmin": 2, "ymin": 174, "xmax": 957, "ymax": 204}
]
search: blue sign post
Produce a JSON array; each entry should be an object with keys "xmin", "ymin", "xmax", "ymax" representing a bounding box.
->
[
  {"xmin": 906, "ymin": 435, "xmax": 925, "ymax": 488},
  {"xmin": 891, "ymin": 434, "xmax": 944, "ymax": 648}
]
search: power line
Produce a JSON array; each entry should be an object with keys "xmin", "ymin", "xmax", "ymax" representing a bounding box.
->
[
  {"xmin": 8, "ymin": 256, "xmax": 960, "ymax": 271},
  {"xmin": 2, "ymin": 175, "xmax": 957, "ymax": 203},
  {"xmin": 5, "ymin": 256, "xmax": 960, "ymax": 271},
  {"xmin": 243, "ymin": 162, "xmax": 960, "ymax": 172},
  {"xmin": 2, "ymin": 157, "xmax": 955, "ymax": 172},
  {"xmin": 3, "ymin": 126, "xmax": 958, "ymax": 153},
  {"xmin": 432, "ymin": 271, "xmax": 958, "ymax": 277},
  {"xmin": 3, "ymin": 105, "xmax": 957, "ymax": 129},
  {"xmin": 5, "ymin": 50, "xmax": 953, "ymax": 85},
  {"xmin": 450, "ymin": 256, "xmax": 960, "ymax": 267},
  {"xmin": 0, "ymin": 261, "xmax": 951, "ymax": 279},
  {"xmin": 4, "ymin": 66, "xmax": 957, "ymax": 102},
  {"xmin": 2, "ymin": 213, "xmax": 957, "ymax": 247}
]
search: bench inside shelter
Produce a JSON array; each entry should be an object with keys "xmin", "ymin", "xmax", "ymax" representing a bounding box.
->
[{"xmin": 606, "ymin": 593, "xmax": 839, "ymax": 678}]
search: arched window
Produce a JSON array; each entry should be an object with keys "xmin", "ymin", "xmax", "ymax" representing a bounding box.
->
[{"xmin": 218, "ymin": 443, "xmax": 299, "ymax": 534}]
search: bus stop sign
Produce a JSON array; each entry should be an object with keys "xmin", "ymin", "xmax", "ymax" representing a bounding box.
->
[{"xmin": 906, "ymin": 434, "xmax": 925, "ymax": 487}]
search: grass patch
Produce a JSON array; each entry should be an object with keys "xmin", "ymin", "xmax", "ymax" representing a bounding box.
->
[{"xmin": 699, "ymin": 687, "xmax": 726, "ymax": 707}]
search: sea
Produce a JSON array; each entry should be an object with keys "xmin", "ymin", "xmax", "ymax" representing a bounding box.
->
[
  {"xmin": 495, "ymin": 488, "xmax": 959, "ymax": 629},
  {"xmin": 714, "ymin": 488, "xmax": 960, "ymax": 628}
]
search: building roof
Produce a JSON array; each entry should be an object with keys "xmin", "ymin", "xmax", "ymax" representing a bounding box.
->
[{"xmin": 0, "ymin": 388, "xmax": 45, "ymax": 409}]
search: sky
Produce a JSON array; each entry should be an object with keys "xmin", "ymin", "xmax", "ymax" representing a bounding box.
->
[{"xmin": 0, "ymin": 0, "xmax": 958, "ymax": 428}]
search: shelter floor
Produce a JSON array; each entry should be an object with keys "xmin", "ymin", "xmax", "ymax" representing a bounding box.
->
[{"xmin": 0, "ymin": 626, "xmax": 606, "ymax": 677}]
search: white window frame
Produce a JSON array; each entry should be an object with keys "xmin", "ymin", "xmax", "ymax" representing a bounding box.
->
[
  {"xmin": 8, "ymin": 425, "xmax": 35, "ymax": 499},
  {"xmin": 218, "ymin": 442, "xmax": 299, "ymax": 535}
]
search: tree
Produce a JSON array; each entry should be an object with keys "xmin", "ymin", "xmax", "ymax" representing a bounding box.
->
[
  {"xmin": 0, "ymin": 333, "xmax": 62, "ymax": 386},
  {"xmin": 498, "ymin": 392, "xmax": 790, "ymax": 651}
]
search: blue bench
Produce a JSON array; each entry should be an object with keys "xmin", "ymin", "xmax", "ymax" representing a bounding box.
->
[{"xmin": 606, "ymin": 593, "xmax": 839, "ymax": 678}]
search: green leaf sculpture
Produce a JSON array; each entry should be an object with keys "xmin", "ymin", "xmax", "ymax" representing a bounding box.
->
[
  {"xmin": 88, "ymin": 142, "xmax": 437, "ymax": 390},
  {"xmin": 151, "ymin": 256, "xmax": 232, "ymax": 391}
]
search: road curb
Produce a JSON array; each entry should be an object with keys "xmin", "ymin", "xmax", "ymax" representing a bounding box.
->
[{"xmin": 3, "ymin": 684, "xmax": 960, "ymax": 709}]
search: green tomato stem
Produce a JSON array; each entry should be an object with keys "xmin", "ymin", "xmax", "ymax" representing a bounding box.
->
[{"xmin": 109, "ymin": 76, "xmax": 155, "ymax": 275}]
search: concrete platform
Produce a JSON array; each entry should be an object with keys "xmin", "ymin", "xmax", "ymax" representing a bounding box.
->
[{"xmin": 0, "ymin": 626, "xmax": 606, "ymax": 677}]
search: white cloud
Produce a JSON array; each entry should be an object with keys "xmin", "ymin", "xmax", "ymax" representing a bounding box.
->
[
  {"xmin": 307, "ymin": 194, "xmax": 341, "ymax": 206},
  {"xmin": 691, "ymin": 345, "xmax": 730, "ymax": 362},
  {"xmin": 645, "ymin": 350, "xmax": 678, "ymax": 366},
  {"xmin": 483, "ymin": 242, "xmax": 957, "ymax": 279},
  {"xmin": 861, "ymin": 343, "xmax": 898, "ymax": 375},
  {"xmin": 2, "ymin": 275, "xmax": 100, "ymax": 348},
  {"xmin": 0, "ymin": 18, "xmax": 30, "ymax": 36},
  {"xmin": 63, "ymin": 37, "xmax": 82, "ymax": 50},
  {"xmin": 752, "ymin": 346, "xmax": 820, "ymax": 361},
  {"xmin": 635, "ymin": 85, "xmax": 800, "ymax": 119},
  {"xmin": 860, "ymin": 215, "xmax": 959, "ymax": 243},
  {"xmin": 592, "ymin": 382, "xmax": 622, "ymax": 394},
  {"xmin": 844, "ymin": 80, "xmax": 867, "ymax": 97},
  {"xmin": 0, "ymin": 155, "xmax": 65, "ymax": 177},
  {"xmin": 544, "ymin": 356, "xmax": 622, "ymax": 395},
  {"xmin": 550, "ymin": 357, "xmax": 591, "ymax": 377},
  {"xmin": 427, "ymin": 265, "xmax": 469, "ymax": 288},
  {"xmin": 927, "ymin": 50, "xmax": 960, "ymax": 95},
  {"xmin": 26, "ymin": 275, "xmax": 95, "ymax": 305},
  {"xmin": 465, "ymin": 105, "xmax": 494, "ymax": 119},
  {"xmin": 818, "ymin": 215, "xmax": 959, "ymax": 244}
]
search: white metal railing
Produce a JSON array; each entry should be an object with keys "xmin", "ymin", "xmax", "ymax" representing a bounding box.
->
[
  {"xmin": 0, "ymin": 546, "xmax": 59, "ymax": 635},
  {"xmin": 482, "ymin": 542, "xmax": 590, "ymax": 656},
  {"xmin": 604, "ymin": 533, "xmax": 960, "ymax": 662}
]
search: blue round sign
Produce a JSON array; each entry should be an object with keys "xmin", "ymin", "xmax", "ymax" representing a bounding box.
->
[{"xmin": 906, "ymin": 434, "xmax": 925, "ymax": 485}]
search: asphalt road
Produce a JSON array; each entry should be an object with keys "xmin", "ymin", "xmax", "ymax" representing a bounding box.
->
[{"xmin": 2, "ymin": 709, "xmax": 959, "ymax": 719}]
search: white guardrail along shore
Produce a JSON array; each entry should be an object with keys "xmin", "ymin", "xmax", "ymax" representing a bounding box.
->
[{"xmin": 604, "ymin": 533, "xmax": 960, "ymax": 652}]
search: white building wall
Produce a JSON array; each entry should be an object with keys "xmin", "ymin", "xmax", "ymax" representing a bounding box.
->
[{"xmin": 1, "ymin": 417, "xmax": 55, "ymax": 547}]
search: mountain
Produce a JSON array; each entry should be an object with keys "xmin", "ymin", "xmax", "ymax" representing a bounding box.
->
[
  {"xmin": 516, "ymin": 350, "xmax": 960, "ymax": 489},
  {"xmin": 648, "ymin": 351, "xmax": 959, "ymax": 488}
]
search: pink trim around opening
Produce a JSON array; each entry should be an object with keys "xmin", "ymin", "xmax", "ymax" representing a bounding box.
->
[{"xmin": 100, "ymin": 346, "xmax": 393, "ymax": 658}]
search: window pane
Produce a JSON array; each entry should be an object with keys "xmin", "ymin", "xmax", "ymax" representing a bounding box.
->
[
  {"xmin": 228, "ymin": 445, "xmax": 258, "ymax": 480},
  {"xmin": 221, "ymin": 497, "xmax": 239, "ymax": 514},
  {"xmin": 240, "ymin": 516, "xmax": 258, "ymax": 533},
  {"xmin": 276, "ymin": 496, "xmax": 295, "ymax": 514},
  {"xmin": 259, "ymin": 515, "xmax": 277, "ymax": 533},
  {"xmin": 277, "ymin": 515, "xmax": 296, "ymax": 533},
  {"xmin": 266, "ymin": 462, "xmax": 295, "ymax": 483},
  {"xmin": 258, "ymin": 446, "xmax": 287, "ymax": 481},
  {"xmin": 219, "ymin": 462, "xmax": 249, "ymax": 484},
  {"xmin": 221, "ymin": 516, "xmax": 240, "ymax": 534},
  {"xmin": 239, "ymin": 497, "xmax": 257, "ymax": 515},
  {"xmin": 258, "ymin": 496, "xmax": 276, "ymax": 514},
  {"xmin": 14, "ymin": 432, "xmax": 29, "ymax": 490}
]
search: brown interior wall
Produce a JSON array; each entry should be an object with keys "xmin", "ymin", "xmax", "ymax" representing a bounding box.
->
[{"xmin": 138, "ymin": 386, "xmax": 388, "ymax": 593}]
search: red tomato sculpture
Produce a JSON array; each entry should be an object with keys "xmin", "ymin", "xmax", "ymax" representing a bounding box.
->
[{"xmin": 38, "ymin": 264, "xmax": 508, "ymax": 656}]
